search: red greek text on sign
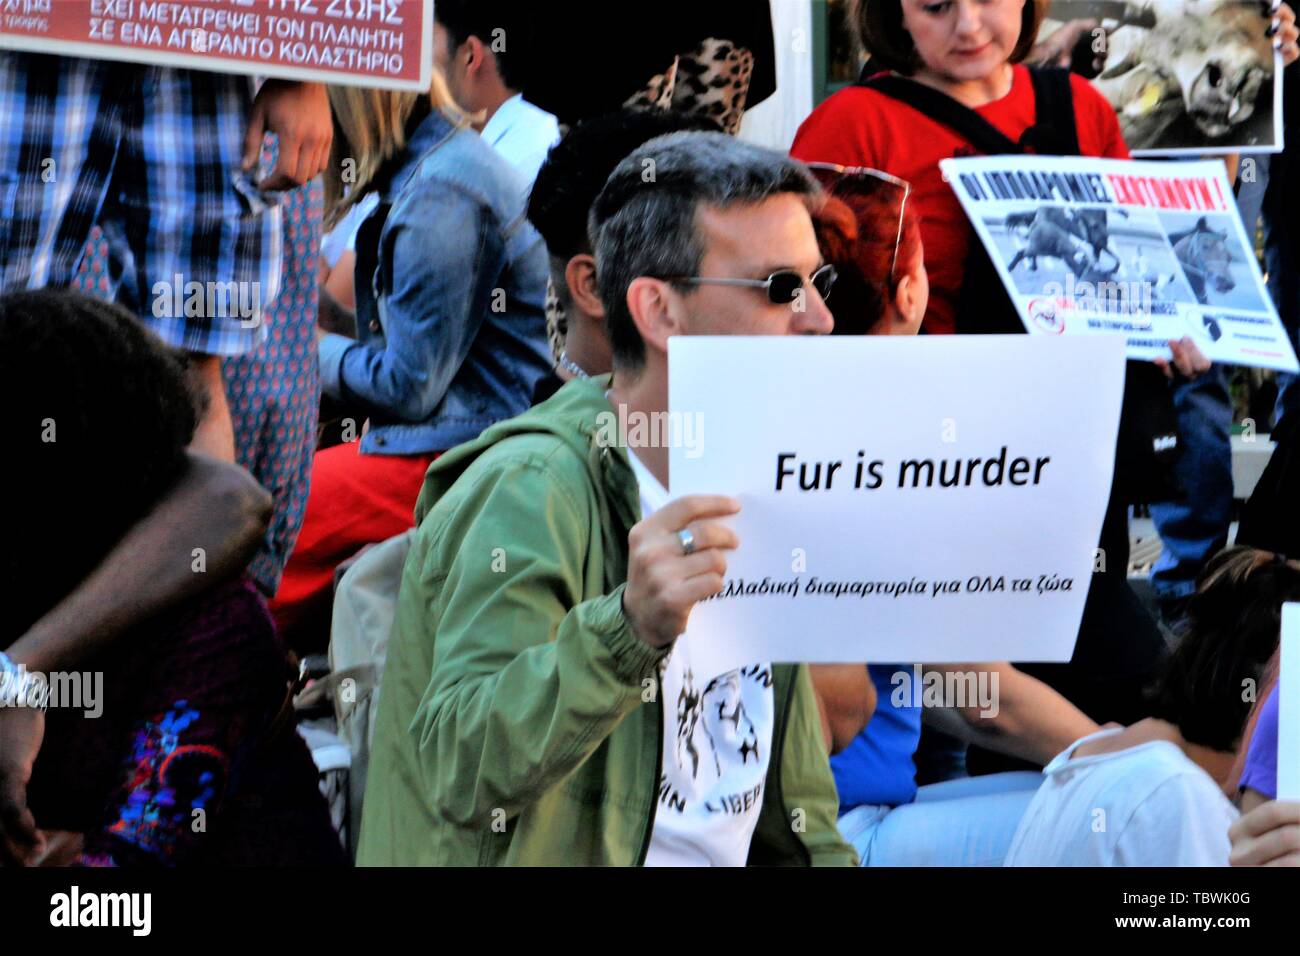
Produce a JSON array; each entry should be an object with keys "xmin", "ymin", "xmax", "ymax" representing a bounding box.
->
[{"xmin": 0, "ymin": 0, "xmax": 430, "ymax": 90}]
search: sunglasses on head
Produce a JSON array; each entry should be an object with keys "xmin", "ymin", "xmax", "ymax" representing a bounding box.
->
[
  {"xmin": 665, "ymin": 263, "xmax": 838, "ymax": 305},
  {"xmin": 806, "ymin": 162, "xmax": 913, "ymax": 285}
]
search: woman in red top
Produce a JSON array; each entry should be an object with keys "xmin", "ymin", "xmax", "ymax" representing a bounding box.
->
[
  {"xmin": 792, "ymin": 0, "xmax": 1298, "ymax": 341},
  {"xmin": 792, "ymin": 0, "xmax": 1128, "ymax": 336}
]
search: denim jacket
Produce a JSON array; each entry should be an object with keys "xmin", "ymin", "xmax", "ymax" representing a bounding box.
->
[{"xmin": 318, "ymin": 110, "xmax": 552, "ymax": 455}]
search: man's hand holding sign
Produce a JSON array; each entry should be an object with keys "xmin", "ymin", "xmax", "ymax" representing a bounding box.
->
[{"xmin": 623, "ymin": 495, "xmax": 740, "ymax": 650}]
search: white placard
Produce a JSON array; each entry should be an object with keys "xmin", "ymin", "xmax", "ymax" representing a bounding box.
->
[
  {"xmin": 1279, "ymin": 605, "xmax": 1299, "ymax": 800},
  {"xmin": 941, "ymin": 155, "xmax": 1298, "ymax": 372},
  {"xmin": 665, "ymin": 335, "xmax": 1126, "ymax": 682}
]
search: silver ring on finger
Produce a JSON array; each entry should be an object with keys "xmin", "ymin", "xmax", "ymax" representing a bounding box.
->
[{"xmin": 677, "ymin": 528, "xmax": 697, "ymax": 556}]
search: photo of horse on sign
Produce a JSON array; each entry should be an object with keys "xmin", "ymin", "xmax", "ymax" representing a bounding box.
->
[
  {"xmin": 984, "ymin": 205, "xmax": 1194, "ymax": 314},
  {"xmin": 1156, "ymin": 210, "xmax": 1271, "ymax": 311}
]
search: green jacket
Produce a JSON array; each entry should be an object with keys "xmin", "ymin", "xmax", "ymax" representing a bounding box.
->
[{"xmin": 357, "ymin": 376, "xmax": 856, "ymax": 866}]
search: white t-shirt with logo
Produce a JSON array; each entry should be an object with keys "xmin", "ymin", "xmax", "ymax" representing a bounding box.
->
[
  {"xmin": 1004, "ymin": 728, "xmax": 1239, "ymax": 867},
  {"xmin": 626, "ymin": 450, "xmax": 775, "ymax": 867}
]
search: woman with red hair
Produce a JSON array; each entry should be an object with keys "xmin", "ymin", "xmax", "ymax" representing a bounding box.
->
[{"xmin": 808, "ymin": 165, "xmax": 928, "ymax": 338}]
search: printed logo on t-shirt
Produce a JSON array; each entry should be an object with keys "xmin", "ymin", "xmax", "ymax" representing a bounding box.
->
[{"xmin": 676, "ymin": 660, "xmax": 764, "ymax": 796}]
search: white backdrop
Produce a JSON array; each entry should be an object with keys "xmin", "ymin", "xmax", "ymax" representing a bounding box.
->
[{"xmin": 739, "ymin": 0, "xmax": 816, "ymax": 152}]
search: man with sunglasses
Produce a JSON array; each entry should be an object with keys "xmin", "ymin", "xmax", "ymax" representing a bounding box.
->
[{"xmin": 359, "ymin": 131, "xmax": 858, "ymax": 866}]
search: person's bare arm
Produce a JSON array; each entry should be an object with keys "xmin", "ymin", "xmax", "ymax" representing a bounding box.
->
[
  {"xmin": 5, "ymin": 452, "xmax": 271, "ymax": 674},
  {"xmin": 921, "ymin": 662, "xmax": 1099, "ymax": 766},
  {"xmin": 187, "ymin": 354, "xmax": 236, "ymax": 462},
  {"xmin": 809, "ymin": 664, "xmax": 876, "ymax": 755},
  {"xmin": 1239, "ymin": 787, "xmax": 1269, "ymax": 814}
]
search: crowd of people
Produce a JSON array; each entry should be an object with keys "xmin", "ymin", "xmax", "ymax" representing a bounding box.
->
[{"xmin": 2, "ymin": 0, "xmax": 1299, "ymax": 868}]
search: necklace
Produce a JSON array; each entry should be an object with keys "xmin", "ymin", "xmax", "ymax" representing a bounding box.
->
[{"xmin": 558, "ymin": 351, "xmax": 590, "ymax": 380}]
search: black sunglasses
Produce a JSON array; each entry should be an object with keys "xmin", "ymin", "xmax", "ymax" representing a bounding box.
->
[{"xmin": 664, "ymin": 263, "xmax": 838, "ymax": 305}]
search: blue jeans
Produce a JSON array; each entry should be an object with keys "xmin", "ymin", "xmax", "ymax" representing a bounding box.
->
[
  {"xmin": 1148, "ymin": 366, "xmax": 1234, "ymax": 601},
  {"xmin": 838, "ymin": 771, "xmax": 1042, "ymax": 866}
]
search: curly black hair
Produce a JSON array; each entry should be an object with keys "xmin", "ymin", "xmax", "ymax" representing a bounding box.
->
[
  {"xmin": 527, "ymin": 108, "xmax": 722, "ymax": 262},
  {"xmin": 2, "ymin": 289, "xmax": 200, "ymax": 636},
  {"xmin": 1147, "ymin": 546, "xmax": 1300, "ymax": 751}
]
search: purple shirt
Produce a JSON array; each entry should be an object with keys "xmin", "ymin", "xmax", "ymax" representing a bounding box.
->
[{"xmin": 1241, "ymin": 688, "xmax": 1280, "ymax": 799}]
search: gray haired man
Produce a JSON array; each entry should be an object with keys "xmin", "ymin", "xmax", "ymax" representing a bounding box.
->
[{"xmin": 359, "ymin": 132, "xmax": 857, "ymax": 866}]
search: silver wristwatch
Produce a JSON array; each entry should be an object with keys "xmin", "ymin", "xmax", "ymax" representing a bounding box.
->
[{"xmin": 0, "ymin": 651, "xmax": 49, "ymax": 710}]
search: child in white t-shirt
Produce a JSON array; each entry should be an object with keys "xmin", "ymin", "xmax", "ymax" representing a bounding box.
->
[
  {"xmin": 1004, "ymin": 725, "xmax": 1238, "ymax": 866},
  {"xmin": 1006, "ymin": 547, "xmax": 1300, "ymax": 867}
]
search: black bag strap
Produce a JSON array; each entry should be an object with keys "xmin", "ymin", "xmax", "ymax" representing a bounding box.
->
[
  {"xmin": 857, "ymin": 72, "xmax": 1020, "ymax": 154},
  {"xmin": 857, "ymin": 66, "xmax": 1079, "ymax": 157},
  {"xmin": 1024, "ymin": 66, "xmax": 1080, "ymax": 156}
]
